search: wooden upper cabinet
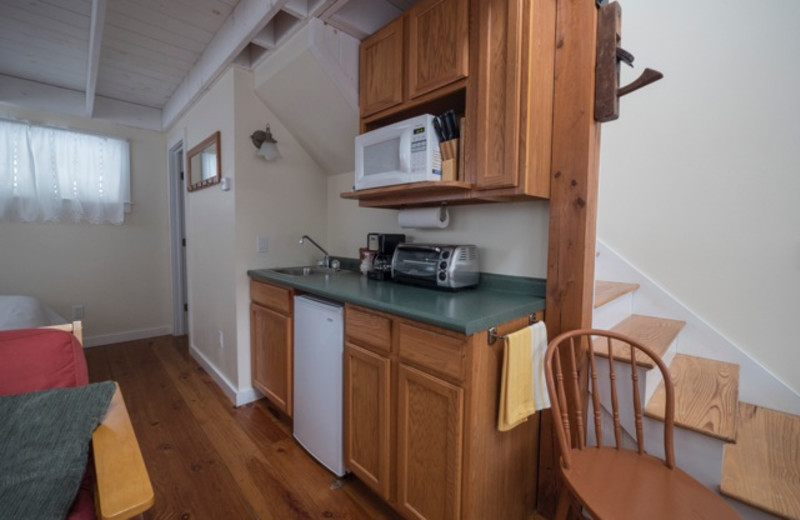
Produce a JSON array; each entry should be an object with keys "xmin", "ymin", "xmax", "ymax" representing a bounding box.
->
[
  {"xmin": 349, "ymin": 0, "xmax": 557, "ymax": 207},
  {"xmin": 472, "ymin": 0, "xmax": 556, "ymax": 196},
  {"xmin": 406, "ymin": 0, "xmax": 469, "ymax": 100},
  {"xmin": 359, "ymin": 0, "xmax": 468, "ymax": 122},
  {"xmin": 360, "ymin": 16, "xmax": 405, "ymax": 118}
]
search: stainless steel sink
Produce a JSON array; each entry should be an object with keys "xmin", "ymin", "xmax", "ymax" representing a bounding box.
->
[{"xmin": 270, "ymin": 266, "xmax": 352, "ymax": 277}]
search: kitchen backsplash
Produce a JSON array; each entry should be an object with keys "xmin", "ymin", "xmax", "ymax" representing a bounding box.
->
[{"xmin": 326, "ymin": 172, "xmax": 550, "ymax": 278}]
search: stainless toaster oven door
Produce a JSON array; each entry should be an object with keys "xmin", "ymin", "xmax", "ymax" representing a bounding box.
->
[{"xmin": 393, "ymin": 247, "xmax": 440, "ymax": 282}]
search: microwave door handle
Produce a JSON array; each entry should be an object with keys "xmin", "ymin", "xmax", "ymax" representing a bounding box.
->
[{"xmin": 399, "ymin": 131, "xmax": 411, "ymax": 172}]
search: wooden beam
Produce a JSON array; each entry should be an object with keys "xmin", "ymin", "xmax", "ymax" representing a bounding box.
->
[
  {"xmin": 539, "ymin": 0, "xmax": 602, "ymax": 516},
  {"xmin": 161, "ymin": 0, "xmax": 292, "ymax": 130},
  {"xmin": 85, "ymin": 0, "xmax": 108, "ymax": 118},
  {"xmin": 0, "ymin": 74, "xmax": 163, "ymax": 131}
]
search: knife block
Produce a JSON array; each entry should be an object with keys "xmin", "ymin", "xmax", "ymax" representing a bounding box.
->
[{"xmin": 440, "ymin": 138, "xmax": 459, "ymax": 181}]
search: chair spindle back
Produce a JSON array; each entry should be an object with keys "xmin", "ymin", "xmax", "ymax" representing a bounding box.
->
[{"xmin": 545, "ymin": 329, "xmax": 676, "ymax": 470}]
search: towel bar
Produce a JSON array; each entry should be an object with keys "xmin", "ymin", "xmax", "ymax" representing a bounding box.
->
[{"xmin": 487, "ymin": 314, "xmax": 538, "ymax": 346}]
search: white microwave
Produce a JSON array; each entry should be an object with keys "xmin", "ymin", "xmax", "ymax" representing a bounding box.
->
[{"xmin": 354, "ymin": 114, "xmax": 441, "ymax": 190}]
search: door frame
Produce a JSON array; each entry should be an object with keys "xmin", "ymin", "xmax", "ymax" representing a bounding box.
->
[{"xmin": 168, "ymin": 137, "xmax": 188, "ymax": 336}]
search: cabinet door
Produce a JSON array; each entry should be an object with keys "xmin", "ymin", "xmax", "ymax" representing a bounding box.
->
[
  {"xmin": 250, "ymin": 303, "xmax": 292, "ymax": 416},
  {"xmin": 407, "ymin": 0, "xmax": 469, "ymax": 99},
  {"xmin": 360, "ymin": 16, "xmax": 405, "ymax": 117},
  {"xmin": 473, "ymin": 0, "xmax": 555, "ymax": 195},
  {"xmin": 473, "ymin": 0, "xmax": 523, "ymax": 189},
  {"xmin": 344, "ymin": 343, "xmax": 392, "ymax": 500},
  {"xmin": 397, "ymin": 364, "xmax": 464, "ymax": 520}
]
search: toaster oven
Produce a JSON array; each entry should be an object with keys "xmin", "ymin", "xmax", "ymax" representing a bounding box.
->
[{"xmin": 391, "ymin": 244, "xmax": 479, "ymax": 290}]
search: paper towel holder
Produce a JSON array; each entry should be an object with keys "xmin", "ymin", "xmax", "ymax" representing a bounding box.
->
[{"xmin": 397, "ymin": 205, "xmax": 450, "ymax": 229}]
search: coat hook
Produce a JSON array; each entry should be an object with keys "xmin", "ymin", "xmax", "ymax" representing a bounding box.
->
[
  {"xmin": 594, "ymin": 1, "xmax": 664, "ymax": 122},
  {"xmin": 618, "ymin": 67, "xmax": 664, "ymax": 97}
]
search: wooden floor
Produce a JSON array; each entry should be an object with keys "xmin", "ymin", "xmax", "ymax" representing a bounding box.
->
[{"xmin": 85, "ymin": 335, "xmax": 401, "ymax": 520}]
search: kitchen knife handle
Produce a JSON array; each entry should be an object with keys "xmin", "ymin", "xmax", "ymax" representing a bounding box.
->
[{"xmin": 433, "ymin": 117, "xmax": 445, "ymax": 142}]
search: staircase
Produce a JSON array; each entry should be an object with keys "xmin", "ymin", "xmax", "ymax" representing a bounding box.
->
[{"xmin": 592, "ymin": 249, "xmax": 800, "ymax": 519}]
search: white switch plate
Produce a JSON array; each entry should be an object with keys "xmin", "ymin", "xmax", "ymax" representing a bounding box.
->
[{"xmin": 257, "ymin": 236, "xmax": 269, "ymax": 253}]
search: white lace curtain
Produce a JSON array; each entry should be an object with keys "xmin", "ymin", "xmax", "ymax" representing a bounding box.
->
[{"xmin": 0, "ymin": 119, "xmax": 130, "ymax": 224}]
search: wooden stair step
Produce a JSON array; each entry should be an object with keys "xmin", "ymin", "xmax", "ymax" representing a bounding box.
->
[
  {"xmin": 594, "ymin": 280, "xmax": 639, "ymax": 308},
  {"xmin": 645, "ymin": 354, "xmax": 739, "ymax": 441},
  {"xmin": 593, "ymin": 315, "xmax": 685, "ymax": 369},
  {"xmin": 720, "ymin": 403, "xmax": 800, "ymax": 519}
]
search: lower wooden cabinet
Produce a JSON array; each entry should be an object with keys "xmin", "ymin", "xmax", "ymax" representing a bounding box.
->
[
  {"xmin": 250, "ymin": 280, "xmax": 293, "ymax": 416},
  {"xmin": 344, "ymin": 304, "xmax": 541, "ymax": 520},
  {"xmin": 344, "ymin": 342, "xmax": 392, "ymax": 499},
  {"xmin": 397, "ymin": 364, "xmax": 464, "ymax": 520}
]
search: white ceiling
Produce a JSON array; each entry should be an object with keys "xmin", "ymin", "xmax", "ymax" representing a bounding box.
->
[{"xmin": 0, "ymin": 0, "xmax": 418, "ymax": 131}]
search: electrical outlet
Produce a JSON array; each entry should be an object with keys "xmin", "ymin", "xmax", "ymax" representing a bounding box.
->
[
  {"xmin": 72, "ymin": 305, "xmax": 84, "ymax": 320},
  {"xmin": 256, "ymin": 235, "xmax": 269, "ymax": 254},
  {"xmin": 218, "ymin": 330, "xmax": 224, "ymax": 349}
]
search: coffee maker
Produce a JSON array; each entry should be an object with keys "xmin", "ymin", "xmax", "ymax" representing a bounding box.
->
[{"xmin": 367, "ymin": 233, "xmax": 406, "ymax": 280}]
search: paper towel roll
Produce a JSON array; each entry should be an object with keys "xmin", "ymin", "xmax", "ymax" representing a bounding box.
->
[{"xmin": 397, "ymin": 207, "xmax": 450, "ymax": 229}]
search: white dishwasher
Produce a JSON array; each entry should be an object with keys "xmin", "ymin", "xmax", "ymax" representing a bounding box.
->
[{"xmin": 293, "ymin": 294, "xmax": 347, "ymax": 477}]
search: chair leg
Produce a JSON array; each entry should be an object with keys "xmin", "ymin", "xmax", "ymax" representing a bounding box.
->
[{"xmin": 554, "ymin": 485, "xmax": 570, "ymax": 520}]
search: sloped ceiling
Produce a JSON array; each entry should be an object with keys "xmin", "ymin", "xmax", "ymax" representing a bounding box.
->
[
  {"xmin": 253, "ymin": 18, "xmax": 359, "ymax": 175},
  {"xmin": 0, "ymin": 0, "xmax": 418, "ymax": 131}
]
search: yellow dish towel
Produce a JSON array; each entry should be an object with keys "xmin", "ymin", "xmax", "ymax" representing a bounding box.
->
[{"xmin": 497, "ymin": 321, "xmax": 550, "ymax": 432}]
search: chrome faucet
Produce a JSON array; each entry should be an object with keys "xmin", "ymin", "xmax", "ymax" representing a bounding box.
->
[{"xmin": 299, "ymin": 235, "xmax": 330, "ymax": 268}]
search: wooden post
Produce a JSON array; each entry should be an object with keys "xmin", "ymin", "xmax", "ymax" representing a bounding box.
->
[{"xmin": 539, "ymin": 0, "xmax": 602, "ymax": 516}]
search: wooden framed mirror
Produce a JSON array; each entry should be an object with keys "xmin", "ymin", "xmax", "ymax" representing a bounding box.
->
[{"xmin": 186, "ymin": 131, "xmax": 221, "ymax": 191}]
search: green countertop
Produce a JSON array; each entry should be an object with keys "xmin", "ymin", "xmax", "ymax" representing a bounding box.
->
[{"xmin": 247, "ymin": 267, "xmax": 545, "ymax": 335}]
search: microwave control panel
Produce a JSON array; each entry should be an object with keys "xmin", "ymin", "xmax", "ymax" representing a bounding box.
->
[{"xmin": 410, "ymin": 125, "xmax": 440, "ymax": 174}]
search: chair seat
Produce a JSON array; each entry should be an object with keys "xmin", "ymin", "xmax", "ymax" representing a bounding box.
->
[{"xmin": 562, "ymin": 447, "xmax": 740, "ymax": 520}]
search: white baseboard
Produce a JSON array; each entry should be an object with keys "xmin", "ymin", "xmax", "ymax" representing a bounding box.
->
[
  {"xmin": 188, "ymin": 343, "xmax": 262, "ymax": 407},
  {"xmin": 83, "ymin": 326, "xmax": 173, "ymax": 348}
]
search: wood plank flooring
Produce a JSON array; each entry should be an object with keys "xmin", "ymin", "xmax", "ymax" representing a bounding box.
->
[{"xmin": 85, "ymin": 335, "xmax": 401, "ymax": 520}]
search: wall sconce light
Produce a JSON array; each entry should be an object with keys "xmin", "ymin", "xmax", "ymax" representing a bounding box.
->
[{"xmin": 250, "ymin": 125, "xmax": 280, "ymax": 161}]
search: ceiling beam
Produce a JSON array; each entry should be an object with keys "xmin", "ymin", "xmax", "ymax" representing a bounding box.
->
[
  {"xmin": 85, "ymin": 0, "xmax": 108, "ymax": 118},
  {"xmin": 0, "ymin": 74, "xmax": 162, "ymax": 131},
  {"xmin": 161, "ymin": 0, "xmax": 293, "ymax": 130}
]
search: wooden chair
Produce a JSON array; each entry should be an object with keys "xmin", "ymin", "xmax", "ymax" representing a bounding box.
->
[{"xmin": 544, "ymin": 328, "xmax": 741, "ymax": 520}]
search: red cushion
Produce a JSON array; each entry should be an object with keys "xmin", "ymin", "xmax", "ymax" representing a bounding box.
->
[
  {"xmin": 0, "ymin": 328, "xmax": 95, "ymax": 519},
  {"xmin": 0, "ymin": 328, "xmax": 88, "ymax": 394}
]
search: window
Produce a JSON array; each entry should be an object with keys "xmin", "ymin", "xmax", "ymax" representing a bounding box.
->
[{"xmin": 0, "ymin": 119, "xmax": 130, "ymax": 225}]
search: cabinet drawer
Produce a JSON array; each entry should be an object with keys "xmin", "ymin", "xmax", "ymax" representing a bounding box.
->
[
  {"xmin": 346, "ymin": 306, "xmax": 392, "ymax": 354},
  {"xmin": 250, "ymin": 280, "xmax": 292, "ymax": 314},
  {"xmin": 398, "ymin": 322, "xmax": 467, "ymax": 382}
]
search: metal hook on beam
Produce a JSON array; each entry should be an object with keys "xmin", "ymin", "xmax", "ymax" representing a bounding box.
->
[
  {"xmin": 594, "ymin": 2, "xmax": 664, "ymax": 122},
  {"xmin": 618, "ymin": 67, "xmax": 664, "ymax": 97}
]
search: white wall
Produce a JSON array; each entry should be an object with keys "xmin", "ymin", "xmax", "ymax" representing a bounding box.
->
[
  {"xmin": 169, "ymin": 70, "xmax": 239, "ymax": 388},
  {"xmin": 598, "ymin": 0, "xmax": 800, "ymax": 394},
  {"xmin": 327, "ymin": 172, "xmax": 550, "ymax": 278},
  {"xmin": 0, "ymin": 103, "xmax": 172, "ymax": 345},
  {"xmin": 168, "ymin": 67, "xmax": 329, "ymax": 401},
  {"xmin": 232, "ymin": 67, "xmax": 328, "ymax": 392}
]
